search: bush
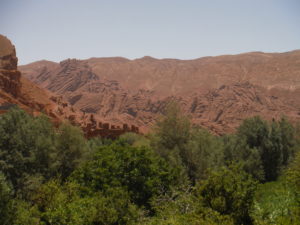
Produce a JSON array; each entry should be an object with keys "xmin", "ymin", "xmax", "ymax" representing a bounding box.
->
[
  {"xmin": 145, "ymin": 185, "xmax": 233, "ymax": 225},
  {"xmin": 119, "ymin": 132, "xmax": 150, "ymax": 147},
  {"xmin": 251, "ymin": 177, "xmax": 299, "ymax": 225}
]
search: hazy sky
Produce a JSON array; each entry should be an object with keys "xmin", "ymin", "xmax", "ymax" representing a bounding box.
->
[{"xmin": 1, "ymin": 0, "xmax": 299, "ymax": 65}]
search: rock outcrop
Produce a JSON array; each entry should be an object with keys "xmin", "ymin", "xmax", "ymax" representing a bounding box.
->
[
  {"xmin": 0, "ymin": 35, "xmax": 21, "ymax": 97},
  {"xmin": 0, "ymin": 35, "xmax": 18, "ymax": 70}
]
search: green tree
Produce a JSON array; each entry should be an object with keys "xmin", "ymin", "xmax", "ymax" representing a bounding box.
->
[
  {"xmin": 154, "ymin": 101, "xmax": 191, "ymax": 151},
  {"xmin": 287, "ymin": 151, "xmax": 300, "ymax": 219},
  {"xmin": 147, "ymin": 185, "xmax": 233, "ymax": 225},
  {"xmin": 223, "ymin": 134, "xmax": 264, "ymax": 182},
  {"xmin": 0, "ymin": 108, "xmax": 57, "ymax": 196},
  {"xmin": 56, "ymin": 123, "xmax": 88, "ymax": 180},
  {"xmin": 0, "ymin": 173, "xmax": 14, "ymax": 225},
  {"xmin": 237, "ymin": 116, "xmax": 270, "ymax": 150},
  {"xmin": 71, "ymin": 143, "xmax": 179, "ymax": 209},
  {"xmin": 196, "ymin": 164, "xmax": 257, "ymax": 225},
  {"xmin": 0, "ymin": 108, "xmax": 88, "ymax": 197},
  {"xmin": 237, "ymin": 116, "xmax": 298, "ymax": 182},
  {"xmin": 12, "ymin": 179, "xmax": 142, "ymax": 225},
  {"xmin": 184, "ymin": 127, "xmax": 224, "ymax": 182},
  {"xmin": 151, "ymin": 101, "xmax": 191, "ymax": 183},
  {"xmin": 278, "ymin": 117, "xmax": 298, "ymax": 166}
]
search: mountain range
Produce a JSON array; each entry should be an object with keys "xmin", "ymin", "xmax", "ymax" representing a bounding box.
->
[
  {"xmin": 18, "ymin": 51, "xmax": 300, "ymax": 134},
  {"xmin": 1, "ymin": 33, "xmax": 299, "ymax": 135}
]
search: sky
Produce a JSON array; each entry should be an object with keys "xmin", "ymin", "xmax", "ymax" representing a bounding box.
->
[{"xmin": 0, "ymin": 0, "xmax": 299, "ymax": 65}]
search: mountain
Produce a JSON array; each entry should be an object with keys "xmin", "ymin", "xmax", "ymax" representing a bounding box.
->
[
  {"xmin": 19, "ymin": 51, "xmax": 300, "ymax": 134},
  {"xmin": 0, "ymin": 35, "xmax": 138, "ymax": 138},
  {"xmin": 0, "ymin": 35, "xmax": 58, "ymax": 117}
]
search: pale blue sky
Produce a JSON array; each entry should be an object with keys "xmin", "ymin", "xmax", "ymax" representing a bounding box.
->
[{"xmin": 1, "ymin": 0, "xmax": 299, "ymax": 65}]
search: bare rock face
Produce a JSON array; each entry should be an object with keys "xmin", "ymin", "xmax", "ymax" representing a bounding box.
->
[
  {"xmin": 0, "ymin": 34, "xmax": 57, "ymax": 114},
  {"xmin": 0, "ymin": 35, "xmax": 21, "ymax": 96},
  {"xmin": 0, "ymin": 35, "xmax": 18, "ymax": 70}
]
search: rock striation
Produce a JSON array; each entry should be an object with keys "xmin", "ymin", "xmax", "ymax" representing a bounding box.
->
[
  {"xmin": 187, "ymin": 82, "xmax": 300, "ymax": 134},
  {"xmin": 20, "ymin": 52, "xmax": 300, "ymax": 134}
]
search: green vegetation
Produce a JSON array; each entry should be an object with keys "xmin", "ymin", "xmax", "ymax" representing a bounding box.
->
[
  {"xmin": 251, "ymin": 177, "xmax": 299, "ymax": 224},
  {"xmin": 197, "ymin": 165, "xmax": 257, "ymax": 224},
  {"xmin": 0, "ymin": 106, "xmax": 299, "ymax": 224}
]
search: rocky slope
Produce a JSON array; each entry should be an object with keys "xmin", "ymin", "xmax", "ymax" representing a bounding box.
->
[
  {"xmin": 20, "ymin": 51, "xmax": 300, "ymax": 134},
  {"xmin": 0, "ymin": 35, "xmax": 87, "ymax": 126},
  {"xmin": 187, "ymin": 82, "xmax": 299, "ymax": 134},
  {"xmin": 0, "ymin": 35, "xmax": 138, "ymax": 138}
]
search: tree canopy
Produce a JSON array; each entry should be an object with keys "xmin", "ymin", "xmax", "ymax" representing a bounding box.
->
[{"xmin": 0, "ymin": 107, "xmax": 299, "ymax": 224}]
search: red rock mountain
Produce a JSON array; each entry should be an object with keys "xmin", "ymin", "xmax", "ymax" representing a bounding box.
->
[
  {"xmin": 0, "ymin": 34, "xmax": 95, "ymax": 127},
  {"xmin": 20, "ymin": 51, "xmax": 300, "ymax": 134},
  {"xmin": 0, "ymin": 35, "xmax": 138, "ymax": 138}
]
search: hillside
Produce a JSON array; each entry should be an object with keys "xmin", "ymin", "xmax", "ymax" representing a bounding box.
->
[
  {"xmin": 19, "ymin": 51, "xmax": 300, "ymax": 134},
  {"xmin": 0, "ymin": 35, "xmax": 138, "ymax": 138}
]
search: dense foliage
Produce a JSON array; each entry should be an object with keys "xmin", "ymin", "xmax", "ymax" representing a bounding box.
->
[{"xmin": 0, "ymin": 106, "xmax": 299, "ymax": 224}]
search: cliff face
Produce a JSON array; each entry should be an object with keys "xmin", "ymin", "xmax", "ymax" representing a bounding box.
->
[
  {"xmin": 20, "ymin": 51, "xmax": 300, "ymax": 134},
  {"xmin": 0, "ymin": 35, "xmax": 18, "ymax": 70},
  {"xmin": 0, "ymin": 35, "xmax": 138, "ymax": 138},
  {"xmin": 0, "ymin": 35, "xmax": 21, "ymax": 97}
]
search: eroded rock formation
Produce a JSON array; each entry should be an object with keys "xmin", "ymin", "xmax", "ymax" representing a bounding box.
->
[
  {"xmin": 0, "ymin": 34, "xmax": 139, "ymax": 139},
  {"xmin": 20, "ymin": 52, "xmax": 300, "ymax": 134}
]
